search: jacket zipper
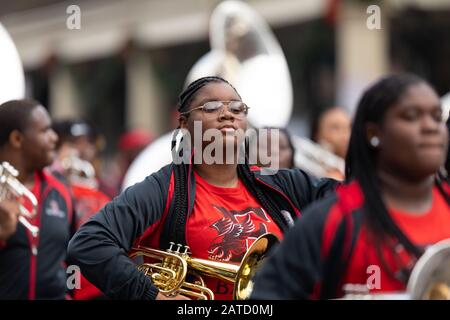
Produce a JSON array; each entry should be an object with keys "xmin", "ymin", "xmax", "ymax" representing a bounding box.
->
[
  {"xmin": 185, "ymin": 161, "xmax": 193, "ymax": 245},
  {"xmin": 254, "ymin": 177, "xmax": 301, "ymax": 218},
  {"xmin": 27, "ymin": 216, "xmax": 40, "ymax": 300},
  {"xmin": 27, "ymin": 185, "xmax": 51, "ymax": 300}
]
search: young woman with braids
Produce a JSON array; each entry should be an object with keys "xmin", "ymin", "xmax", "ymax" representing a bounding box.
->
[
  {"xmin": 250, "ymin": 73, "xmax": 450, "ymax": 299},
  {"xmin": 67, "ymin": 76, "xmax": 337, "ymax": 300}
]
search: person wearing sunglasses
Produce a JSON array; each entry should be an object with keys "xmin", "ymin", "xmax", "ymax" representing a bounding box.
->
[{"xmin": 67, "ymin": 76, "xmax": 338, "ymax": 300}]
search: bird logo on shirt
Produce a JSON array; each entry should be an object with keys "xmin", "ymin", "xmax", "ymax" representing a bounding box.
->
[{"xmin": 207, "ymin": 206, "xmax": 270, "ymax": 262}]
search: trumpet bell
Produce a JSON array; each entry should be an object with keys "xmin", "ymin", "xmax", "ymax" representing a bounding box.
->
[{"xmin": 234, "ymin": 232, "xmax": 279, "ymax": 300}]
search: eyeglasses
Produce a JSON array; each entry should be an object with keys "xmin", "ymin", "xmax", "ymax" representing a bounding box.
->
[{"xmin": 181, "ymin": 101, "xmax": 249, "ymax": 119}]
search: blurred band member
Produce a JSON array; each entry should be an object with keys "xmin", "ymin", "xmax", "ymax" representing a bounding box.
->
[
  {"xmin": 0, "ymin": 99, "xmax": 74, "ymax": 299},
  {"xmin": 251, "ymin": 74, "xmax": 450, "ymax": 299},
  {"xmin": 52, "ymin": 119, "xmax": 110, "ymax": 300}
]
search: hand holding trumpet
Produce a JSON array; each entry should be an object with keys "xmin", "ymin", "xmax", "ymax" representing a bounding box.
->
[{"xmin": 0, "ymin": 162, "xmax": 39, "ymax": 237}]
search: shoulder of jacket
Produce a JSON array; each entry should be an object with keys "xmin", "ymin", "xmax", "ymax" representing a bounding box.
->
[{"xmin": 41, "ymin": 169, "xmax": 71, "ymax": 195}]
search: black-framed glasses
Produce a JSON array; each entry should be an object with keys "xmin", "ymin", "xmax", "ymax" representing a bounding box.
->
[{"xmin": 181, "ymin": 101, "xmax": 249, "ymax": 119}]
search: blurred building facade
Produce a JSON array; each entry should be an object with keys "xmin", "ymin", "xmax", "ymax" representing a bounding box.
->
[{"xmin": 1, "ymin": 0, "xmax": 450, "ymax": 154}]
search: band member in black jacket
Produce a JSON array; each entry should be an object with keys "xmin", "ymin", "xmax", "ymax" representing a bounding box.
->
[
  {"xmin": 0, "ymin": 99, "xmax": 75, "ymax": 299},
  {"xmin": 251, "ymin": 73, "xmax": 450, "ymax": 299},
  {"xmin": 67, "ymin": 76, "xmax": 338, "ymax": 300}
]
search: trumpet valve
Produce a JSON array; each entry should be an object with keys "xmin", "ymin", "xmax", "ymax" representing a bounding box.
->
[
  {"xmin": 168, "ymin": 242, "xmax": 175, "ymax": 253},
  {"xmin": 182, "ymin": 245, "xmax": 191, "ymax": 257}
]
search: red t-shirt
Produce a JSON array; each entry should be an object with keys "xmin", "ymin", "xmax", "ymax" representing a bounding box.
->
[
  {"xmin": 185, "ymin": 172, "xmax": 283, "ymax": 300},
  {"xmin": 343, "ymin": 186, "xmax": 450, "ymax": 294},
  {"xmin": 71, "ymin": 183, "xmax": 110, "ymax": 300},
  {"xmin": 71, "ymin": 184, "xmax": 110, "ymax": 230}
]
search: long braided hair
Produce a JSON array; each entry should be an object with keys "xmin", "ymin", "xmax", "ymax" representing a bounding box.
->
[
  {"xmin": 345, "ymin": 73, "xmax": 450, "ymax": 281},
  {"xmin": 171, "ymin": 76, "xmax": 289, "ymax": 233}
]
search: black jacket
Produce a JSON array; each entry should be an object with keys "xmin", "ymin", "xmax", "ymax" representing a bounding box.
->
[
  {"xmin": 0, "ymin": 170, "xmax": 74, "ymax": 299},
  {"xmin": 67, "ymin": 163, "xmax": 337, "ymax": 300},
  {"xmin": 250, "ymin": 181, "xmax": 450, "ymax": 300}
]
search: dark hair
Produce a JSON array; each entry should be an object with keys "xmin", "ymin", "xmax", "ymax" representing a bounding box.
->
[
  {"xmin": 345, "ymin": 73, "xmax": 440, "ymax": 265},
  {"xmin": 172, "ymin": 76, "xmax": 289, "ymax": 236},
  {"xmin": 310, "ymin": 106, "xmax": 344, "ymax": 142},
  {"xmin": 52, "ymin": 119, "xmax": 97, "ymax": 149},
  {"xmin": 0, "ymin": 99, "xmax": 41, "ymax": 147}
]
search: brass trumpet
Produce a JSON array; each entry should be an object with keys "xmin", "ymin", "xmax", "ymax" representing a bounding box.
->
[
  {"xmin": 0, "ymin": 162, "xmax": 39, "ymax": 237},
  {"xmin": 129, "ymin": 233, "xmax": 279, "ymax": 300}
]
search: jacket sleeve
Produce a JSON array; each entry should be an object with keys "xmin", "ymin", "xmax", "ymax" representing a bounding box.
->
[
  {"xmin": 67, "ymin": 171, "xmax": 170, "ymax": 300},
  {"xmin": 275, "ymin": 168, "xmax": 340, "ymax": 210},
  {"xmin": 250, "ymin": 196, "xmax": 335, "ymax": 299}
]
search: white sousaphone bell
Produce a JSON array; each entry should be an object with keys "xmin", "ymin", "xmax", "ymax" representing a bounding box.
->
[
  {"xmin": 0, "ymin": 25, "xmax": 37, "ymax": 235},
  {"xmin": 0, "ymin": 23, "xmax": 25, "ymax": 105}
]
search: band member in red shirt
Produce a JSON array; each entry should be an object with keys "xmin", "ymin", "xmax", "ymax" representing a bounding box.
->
[
  {"xmin": 251, "ymin": 73, "xmax": 450, "ymax": 299},
  {"xmin": 68, "ymin": 76, "xmax": 338, "ymax": 300}
]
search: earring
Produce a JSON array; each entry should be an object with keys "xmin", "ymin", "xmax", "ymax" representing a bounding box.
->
[{"xmin": 370, "ymin": 136, "xmax": 380, "ymax": 147}]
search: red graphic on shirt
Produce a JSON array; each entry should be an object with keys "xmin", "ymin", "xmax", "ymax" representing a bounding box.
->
[{"xmin": 208, "ymin": 206, "xmax": 270, "ymax": 262}]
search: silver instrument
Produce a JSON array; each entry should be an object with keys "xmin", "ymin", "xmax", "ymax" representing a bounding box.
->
[
  {"xmin": 0, "ymin": 162, "xmax": 39, "ymax": 237},
  {"xmin": 61, "ymin": 155, "xmax": 98, "ymax": 189},
  {"xmin": 292, "ymin": 136, "xmax": 345, "ymax": 178},
  {"xmin": 0, "ymin": 23, "xmax": 25, "ymax": 105}
]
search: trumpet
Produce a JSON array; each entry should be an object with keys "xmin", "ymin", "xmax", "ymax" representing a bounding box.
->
[
  {"xmin": 129, "ymin": 233, "xmax": 279, "ymax": 300},
  {"xmin": 0, "ymin": 162, "xmax": 39, "ymax": 237}
]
